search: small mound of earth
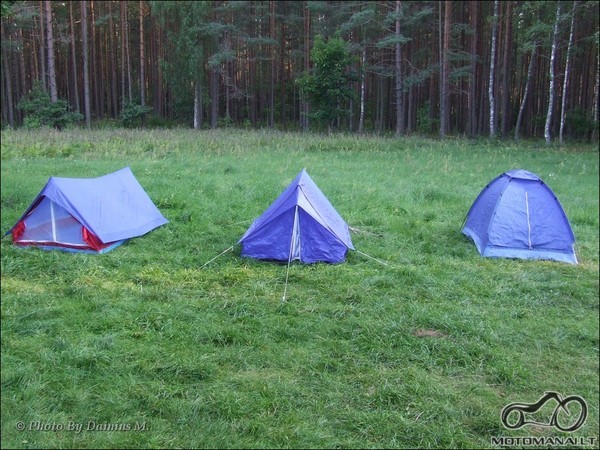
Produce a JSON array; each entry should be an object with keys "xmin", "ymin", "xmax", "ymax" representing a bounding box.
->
[{"xmin": 412, "ymin": 329, "xmax": 448, "ymax": 338}]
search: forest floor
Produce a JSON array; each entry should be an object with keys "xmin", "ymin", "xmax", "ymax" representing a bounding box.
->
[{"xmin": 1, "ymin": 128, "xmax": 598, "ymax": 449}]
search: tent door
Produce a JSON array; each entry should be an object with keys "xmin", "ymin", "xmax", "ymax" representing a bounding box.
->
[
  {"xmin": 525, "ymin": 191, "xmax": 532, "ymax": 249},
  {"xmin": 289, "ymin": 205, "xmax": 301, "ymax": 261},
  {"xmin": 50, "ymin": 199, "xmax": 57, "ymax": 242},
  {"xmin": 18, "ymin": 197, "xmax": 88, "ymax": 247}
]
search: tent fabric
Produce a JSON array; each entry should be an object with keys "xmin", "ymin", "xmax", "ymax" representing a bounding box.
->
[
  {"xmin": 239, "ymin": 168, "xmax": 354, "ymax": 264},
  {"xmin": 462, "ymin": 169, "xmax": 577, "ymax": 264},
  {"xmin": 6, "ymin": 167, "xmax": 168, "ymax": 253}
]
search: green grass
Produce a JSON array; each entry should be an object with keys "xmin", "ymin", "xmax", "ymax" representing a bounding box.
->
[{"xmin": 1, "ymin": 128, "xmax": 598, "ymax": 449}]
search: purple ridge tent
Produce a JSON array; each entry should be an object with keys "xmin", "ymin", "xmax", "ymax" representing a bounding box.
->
[
  {"xmin": 462, "ymin": 169, "xmax": 577, "ymax": 264},
  {"xmin": 239, "ymin": 168, "xmax": 354, "ymax": 264},
  {"xmin": 5, "ymin": 167, "xmax": 168, "ymax": 253}
]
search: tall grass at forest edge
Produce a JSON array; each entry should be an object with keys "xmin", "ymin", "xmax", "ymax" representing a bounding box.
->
[{"xmin": 1, "ymin": 128, "xmax": 598, "ymax": 449}]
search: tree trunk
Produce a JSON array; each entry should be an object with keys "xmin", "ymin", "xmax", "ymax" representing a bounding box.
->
[
  {"xmin": 125, "ymin": 4, "xmax": 132, "ymax": 102},
  {"xmin": 269, "ymin": 0, "xmax": 275, "ymax": 128},
  {"xmin": 69, "ymin": 2, "xmax": 80, "ymax": 113},
  {"xmin": 210, "ymin": 68, "xmax": 218, "ymax": 128},
  {"xmin": 194, "ymin": 78, "xmax": 203, "ymax": 130},
  {"xmin": 156, "ymin": 25, "xmax": 164, "ymax": 116},
  {"xmin": 440, "ymin": 1, "xmax": 451, "ymax": 138},
  {"xmin": 90, "ymin": 1, "xmax": 100, "ymax": 118},
  {"xmin": 224, "ymin": 32, "xmax": 231, "ymax": 122},
  {"xmin": 39, "ymin": 1, "xmax": 47, "ymax": 92},
  {"xmin": 302, "ymin": 1, "xmax": 310, "ymax": 131},
  {"xmin": 468, "ymin": 1, "xmax": 478, "ymax": 138},
  {"xmin": 18, "ymin": 28, "xmax": 28, "ymax": 104},
  {"xmin": 488, "ymin": 0, "xmax": 498, "ymax": 138},
  {"xmin": 438, "ymin": 1, "xmax": 443, "ymax": 136},
  {"xmin": 560, "ymin": 1, "xmax": 576, "ymax": 145},
  {"xmin": 81, "ymin": 1, "xmax": 91, "ymax": 129},
  {"xmin": 44, "ymin": 0, "xmax": 57, "ymax": 102},
  {"xmin": 500, "ymin": 1, "xmax": 512, "ymax": 137},
  {"xmin": 120, "ymin": 2, "xmax": 126, "ymax": 108},
  {"xmin": 358, "ymin": 46, "xmax": 366, "ymax": 134},
  {"xmin": 395, "ymin": 0, "xmax": 404, "ymax": 136},
  {"xmin": 592, "ymin": 54, "xmax": 599, "ymax": 142},
  {"xmin": 1, "ymin": 25, "xmax": 15, "ymax": 128},
  {"xmin": 107, "ymin": 2, "xmax": 117, "ymax": 117},
  {"xmin": 515, "ymin": 44, "xmax": 537, "ymax": 140},
  {"xmin": 280, "ymin": 16, "xmax": 286, "ymax": 129},
  {"xmin": 545, "ymin": 2, "xmax": 561, "ymax": 145},
  {"xmin": 140, "ymin": 0, "xmax": 146, "ymax": 108}
]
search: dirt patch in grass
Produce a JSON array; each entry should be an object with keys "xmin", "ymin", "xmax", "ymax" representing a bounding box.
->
[{"xmin": 412, "ymin": 329, "xmax": 448, "ymax": 338}]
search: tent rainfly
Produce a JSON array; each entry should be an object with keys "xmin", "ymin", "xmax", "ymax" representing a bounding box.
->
[
  {"xmin": 462, "ymin": 169, "xmax": 577, "ymax": 264},
  {"xmin": 5, "ymin": 167, "xmax": 168, "ymax": 253},
  {"xmin": 238, "ymin": 168, "xmax": 354, "ymax": 264}
]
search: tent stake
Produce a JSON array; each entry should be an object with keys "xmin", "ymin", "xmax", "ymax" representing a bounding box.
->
[
  {"xmin": 355, "ymin": 249, "xmax": 389, "ymax": 267},
  {"xmin": 201, "ymin": 245, "xmax": 234, "ymax": 268},
  {"xmin": 282, "ymin": 257, "xmax": 292, "ymax": 303}
]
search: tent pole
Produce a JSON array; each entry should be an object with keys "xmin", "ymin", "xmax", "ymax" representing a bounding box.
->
[
  {"xmin": 282, "ymin": 206, "xmax": 299, "ymax": 302},
  {"xmin": 50, "ymin": 201, "xmax": 57, "ymax": 242},
  {"xmin": 525, "ymin": 192, "xmax": 532, "ymax": 249}
]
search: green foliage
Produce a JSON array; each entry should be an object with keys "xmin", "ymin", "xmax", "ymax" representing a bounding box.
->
[
  {"xmin": 151, "ymin": 1, "xmax": 212, "ymax": 124},
  {"xmin": 566, "ymin": 108, "xmax": 598, "ymax": 141},
  {"xmin": 297, "ymin": 34, "xmax": 358, "ymax": 131},
  {"xmin": 416, "ymin": 101, "xmax": 439, "ymax": 135},
  {"xmin": 17, "ymin": 81, "xmax": 83, "ymax": 130},
  {"xmin": 120, "ymin": 101, "xmax": 153, "ymax": 128}
]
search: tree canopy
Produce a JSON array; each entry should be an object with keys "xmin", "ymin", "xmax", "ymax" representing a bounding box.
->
[{"xmin": 1, "ymin": 1, "xmax": 598, "ymax": 142}]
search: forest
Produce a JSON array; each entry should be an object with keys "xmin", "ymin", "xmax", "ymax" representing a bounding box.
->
[{"xmin": 1, "ymin": 1, "xmax": 599, "ymax": 142}]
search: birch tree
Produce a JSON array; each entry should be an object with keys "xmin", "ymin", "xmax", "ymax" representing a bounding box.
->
[
  {"xmin": 545, "ymin": 2, "xmax": 562, "ymax": 145},
  {"xmin": 560, "ymin": 1, "xmax": 577, "ymax": 145}
]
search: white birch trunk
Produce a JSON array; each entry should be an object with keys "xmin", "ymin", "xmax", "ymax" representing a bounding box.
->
[
  {"xmin": 359, "ymin": 46, "xmax": 366, "ymax": 134},
  {"xmin": 545, "ymin": 2, "xmax": 561, "ymax": 145},
  {"xmin": 560, "ymin": 1, "xmax": 576, "ymax": 145}
]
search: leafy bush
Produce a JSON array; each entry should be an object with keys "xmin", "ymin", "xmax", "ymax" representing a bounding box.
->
[
  {"xmin": 120, "ymin": 101, "xmax": 153, "ymax": 128},
  {"xmin": 297, "ymin": 34, "xmax": 357, "ymax": 133},
  {"xmin": 17, "ymin": 81, "xmax": 83, "ymax": 130},
  {"xmin": 566, "ymin": 108, "xmax": 596, "ymax": 141}
]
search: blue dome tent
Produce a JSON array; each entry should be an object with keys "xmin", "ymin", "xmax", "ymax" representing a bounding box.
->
[{"xmin": 462, "ymin": 169, "xmax": 577, "ymax": 264}]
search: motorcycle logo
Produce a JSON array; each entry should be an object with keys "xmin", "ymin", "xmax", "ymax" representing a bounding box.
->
[{"xmin": 501, "ymin": 391, "xmax": 587, "ymax": 432}]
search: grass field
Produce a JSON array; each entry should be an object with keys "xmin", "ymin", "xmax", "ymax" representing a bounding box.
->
[{"xmin": 1, "ymin": 128, "xmax": 598, "ymax": 449}]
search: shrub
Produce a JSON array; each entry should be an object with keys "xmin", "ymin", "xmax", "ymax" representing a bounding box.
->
[
  {"xmin": 17, "ymin": 81, "xmax": 83, "ymax": 130},
  {"xmin": 120, "ymin": 101, "xmax": 153, "ymax": 128}
]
